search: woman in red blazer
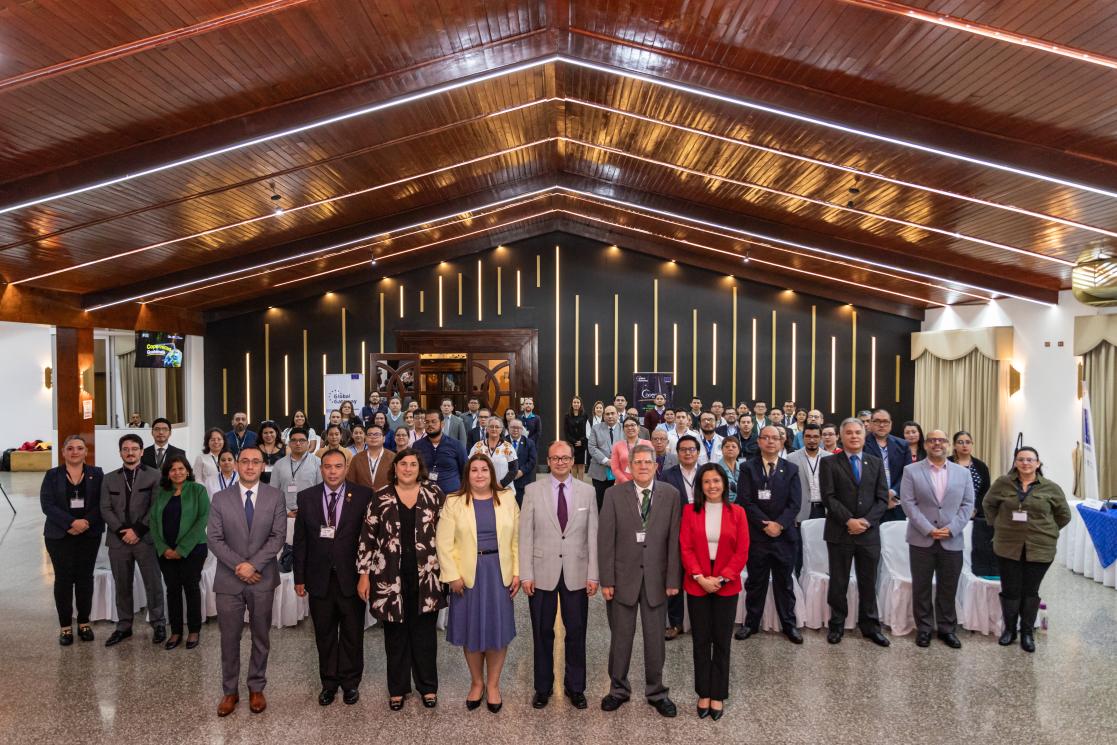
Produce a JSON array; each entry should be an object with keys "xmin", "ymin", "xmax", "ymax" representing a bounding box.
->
[{"xmin": 680, "ymin": 462, "xmax": 749, "ymax": 721}]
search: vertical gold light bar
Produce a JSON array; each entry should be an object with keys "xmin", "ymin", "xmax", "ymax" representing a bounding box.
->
[
  {"xmin": 283, "ymin": 354, "xmax": 289, "ymax": 417},
  {"xmin": 692, "ymin": 309, "xmax": 698, "ymax": 397},
  {"xmin": 378, "ymin": 293, "xmax": 385, "ymax": 353},
  {"xmin": 554, "ymin": 244, "xmax": 561, "ymax": 441},
  {"xmin": 574, "ymin": 295, "xmax": 581, "ymax": 393},
  {"xmin": 731, "ymin": 286, "xmax": 738, "ymax": 405},
  {"xmin": 613, "ymin": 294, "xmax": 619, "ymax": 394},
  {"xmin": 222, "ymin": 368, "xmax": 228, "ymax": 414},
  {"xmin": 245, "ymin": 352, "xmax": 251, "ymax": 423},
  {"xmin": 360, "ymin": 341, "xmax": 366, "ymax": 379},
  {"xmin": 438, "ymin": 275, "xmax": 444, "ymax": 328},
  {"xmin": 457, "ymin": 272, "xmax": 463, "ymax": 316},
  {"xmin": 477, "ymin": 260, "xmax": 483, "ymax": 322},
  {"xmin": 264, "ymin": 323, "xmax": 270, "ymax": 420},
  {"xmin": 770, "ymin": 311, "xmax": 777, "ymax": 406},
  {"xmin": 536, "ymin": 254, "xmax": 541, "ymax": 288},
  {"xmin": 751, "ymin": 318, "xmax": 757, "ymax": 400},
  {"xmin": 653, "ymin": 279, "xmax": 659, "ymax": 372},
  {"xmin": 594, "ymin": 323, "xmax": 600, "ymax": 385},
  {"xmin": 497, "ymin": 266, "xmax": 502, "ymax": 316},
  {"xmin": 711, "ymin": 322, "xmax": 717, "ymax": 386},
  {"xmin": 516, "ymin": 269, "xmax": 522, "ymax": 307},
  {"xmin": 895, "ymin": 355, "xmax": 902, "ymax": 402},
  {"xmin": 419, "ymin": 290, "xmax": 425, "ymax": 313},
  {"xmin": 633, "ymin": 323, "xmax": 639, "ymax": 374},
  {"xmin": 851, "ymin": 310, "xmax": 858, "ymax": 416},
  {"xmin": 810, "ymin": 306, "xmax": 817, "ymax": 410},
  {"xmin": 322, "ymin": 353, "xmax": 327, "ymax": 376},
  {"xmin": 399, "ymin": 286, "xmax": 404, "ymax": 319},
  {"xmin": 341, "ymin": 307, "xmax": 347, "ymax": 371},
  {"xmin": 871, "ymin": 336, "xmax": 877, "ymax": 408},
  {"xmin": 830, "ymin": 336, "xmax": 837, "ymax": 413},
  {"xmin": 302, "ymin": 329, "xmax": 308, "ymax": 412},
  {"xmin": 791, "ymin": 322, "xmax": 797, "ymax": 404},
  {"xmin": 672, "ymin": 323, "xmax": 678, "ymax": 381}
]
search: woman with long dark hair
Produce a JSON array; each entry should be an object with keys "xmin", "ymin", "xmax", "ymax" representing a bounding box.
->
[
  {"xmin": 949, "ymin": 431, "xmax": 993, "ymax": 575},
  {"xmin": 257, "ymin": 420, "xmax": 286, "ymax": 483},
  {"xmin": 902, "ymin": 421, "xmax": 926, "ymax": 463},
  {"xmin": 564, "ymin": 396, "xmax": 589, "ymax": 479}
]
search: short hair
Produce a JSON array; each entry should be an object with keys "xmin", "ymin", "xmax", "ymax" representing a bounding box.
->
[
  {"xmin": 840, "ymin": 417, "xmax": 865, "ymax": 433},
  {"xmin": 509, "ymin": 418, "xmax": 524, "ymax": 429},
  {"xmin": 159, "ymin": 453, "xmax": 194, "ymax": 491},
  {"xmin": 630, "ymin": 443, "xmax": 655, "ymax": 461},
  {"xmin": 287, "ymin": 426, "xmax": 308, "ymax": 439},
  {"xmin": 118, "ymin": 433, "xmax": 144, "ymax": 450},
  {"xmin": 365, "ymin": 424, "xmax": 385, "ymax": 436},
  {"xmin": 424, "ymin": 409, "xmax": 443, "ymax": 421},
  {"xmin": 622, "ymin": 416, "xmax": 641, "ymax": 427},
  {"xmin": 821, "ymin": 422, "xmax": 838, "ymax": 434},
  {"xmin": 802, "ymin": 423, "xmax": 822, "ymax": 434},
  {"xmin": 202, "ymin": 427, "xmax": 226, "ymax": 453},
  {"xmin": 674, "ymin": 407, "xmax": 689, "ymax": 416},
  {"xmin": 478, "ymin": 407, "xmax": 492, "ymax": 416},
  {"xmin": 857, "ymin": 409, "xmax": 873, "ymax": 418},
  {"xmin": 721, "ymin": 435, "xmax": 741, "ymax": 450},
  {"xmin": 468, "ymin": 396, "xmax": 480, "ymax": 404},
  {"xmin": 549, "ymin": 440, "xmax": 574, "ymax": 458},
  {"xmin": 871, "ymin": 408, "xmax": 891, "ymax": 418},
  {"xmin": 389, "ymin": 447, "xmax": 429, "ymax": 486},
  {"xmin": 740, "ymin": 412, "xmax": 754, "ymax": 422},
  {"xmin": 676, "ymin": 434, "xmax": 700, "ymax": 453},
  {"xmin": 320, "ymin": 448, "xmax": 348, "ymax": 466},
  {"xmin": 62, "ymin": 434, "xmax": 88, "ymax": 448},
  {"xmin": 441, "ymin": 398, "xmax": 454, "ymax": 406},
  {"xmin": 151, "ymin": 418, "xmax": 172, "ymax": 429},
  {"xmin": 753, "ymin": 400, "xmax": 767, "ymax": 407},
  {"xmin": 237, "ymin": 445, "xmax": 264, "ymax": 460}
]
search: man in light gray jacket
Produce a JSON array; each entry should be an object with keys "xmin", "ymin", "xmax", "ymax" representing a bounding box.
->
[
  {"xmin": 900, "ymin": 429, "xmax": 974, "ymax": 650},
  {"xmin": 587, "ymin": 404, "xmax": 623, "ymax": 510}
]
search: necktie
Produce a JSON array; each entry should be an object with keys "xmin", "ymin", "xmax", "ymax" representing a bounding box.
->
[
  {"xmin": 244, "ymin": 490, "xmax": 254, "ymax": 528},
  {"xmin": 156, "ymin": 447, "xmax": 165, "ymax": 465},
  {"xmin": 327, "ymin": 491, "xmax": 339, "ymax": 527},
  {"xmin": 850, "ymin": 455, "xmax": 861, "ymax": 484},
  {"xmin": 557, "ymin": 482, "xmax": 568, "ymax": 532},
  {"xmin": 609, "ymin": 427, "xmax": 614, "ymax": 444},
  {"xmin": 640, "ymin": 488, "xmax": 652, "ymax": 525}
]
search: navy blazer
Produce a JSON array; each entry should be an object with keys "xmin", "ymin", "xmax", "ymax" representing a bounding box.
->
[
  {"xmin": 818, "ymin": 451, "xmax": 889, "ymax": 545},
  {"xmin": 658, "ymin": 464, "xmax": 692, "ymax": 509},
  {"xmin": 864, "ymin": 434, "xmax": 908, "ymax": 495},
  {"xmin": 141, "ymin": 443, "xmax": 185, "ymax": 470},
  {"xmin": 292, "ymin": 482, "xmax": 373, "ymax": 597},
  {"xmin": 520, "ymin": 414, "xmax": 542, "ymax": 448},
  {"xmin": 41, "ymin": 464, "xmax": 106, "ymax": 539},
  {"xmin": 508, "ymin": 435, "xmax": 537, "ymax": 491},
  {"xmin": 737, "ymin": 458, "xmax": 801, "ymax": 543}
]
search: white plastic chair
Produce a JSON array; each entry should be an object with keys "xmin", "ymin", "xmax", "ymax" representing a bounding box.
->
[{"xmin": 797, "ymin": 518, "xmax": 858, "ymax": 629}]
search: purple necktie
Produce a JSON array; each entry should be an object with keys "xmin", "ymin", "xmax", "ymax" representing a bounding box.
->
[{"xmin": 557, "ymin": 482, "xmax": 568, "ymax": 532}]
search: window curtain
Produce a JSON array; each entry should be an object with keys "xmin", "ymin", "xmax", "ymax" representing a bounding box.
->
[
  {"xmin": 1083, "ymin": 341, "xmax": 1117, "ymax": 498},
  {"xmin": 116, "ymin": 350, "xmax": 160, "ymax": 424},
  {"xmin": 913, "ymin": 348, "xmax": 1008, "ymax": 478}
]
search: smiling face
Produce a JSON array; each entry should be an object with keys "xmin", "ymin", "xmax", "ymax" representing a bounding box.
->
[
  {"xmin": 119, "ymin": 439, "xmax": 142, "ymax": 468},
  {"xmin": 468, "ymin": 458, "xmax": 494, "ymax": 491},
  {"xmin": 394, "ymin": 454, "xmax": 419, "ymax": 485},
  {"xmin": 623, "ymin": 418, "xmax": 639, "ymax": 439},
  {"xmin": 167, "ymin": 461, "xmax": 189, "ymax": 486},
  {"xmin": 219, "ymin": 451, "xmax": 236, "ymax": 474},
  {"xmin": 293, "ymin": 410, "xmax": 307, "ymax": 427},
  {"xmin": 904, "ymin": 425, "xmax": 921, "ymax": 445},
  {"xmin": 841, "ymin": 421, "xmax": 865, "ymax": 453},
  {"xmin": 394, "ymin": 428, "xmax": 410, "ymax": 450},
  {"xmin": 63, "ymin": 438, "xmax": 87, "ymax": 466},
  {"xmin": 486, "ymin": 419, "xmax": 504, "ymax": 440},
  {"xmin": 152, "ymin": 420, "xmax": 171, "ymax": 446},
  {"xmin": 701, "ymin": 469, "xmax": 725, "ymax": 501},
  {"xmin": 547, "ymin": 441, "xmax": 574, "ymax": 479},
  {"xmin": 350, "ymin": 427, "xmax": 366, "ymax": 447}
]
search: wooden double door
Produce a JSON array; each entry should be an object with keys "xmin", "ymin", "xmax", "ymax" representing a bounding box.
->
[{"xmin": 370, "ymin": 329, "xmax": 537, "ymax": 416}]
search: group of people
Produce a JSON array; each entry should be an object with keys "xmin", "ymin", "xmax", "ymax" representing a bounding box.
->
[{"xmin": 39, "ymin": 392, "xmax": 1072, "ymax": 721}]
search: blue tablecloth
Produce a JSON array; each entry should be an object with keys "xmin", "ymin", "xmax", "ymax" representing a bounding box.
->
[{"xmin": 1076, "ymin": 504, "xmax": 1117, "ymax": 569}]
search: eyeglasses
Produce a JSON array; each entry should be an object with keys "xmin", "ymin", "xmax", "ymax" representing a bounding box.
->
[
  {"xmin": 548, "ymin": 455, "xmax": 573, "ymax": 463},
  {"xmin": 870, "ymin": 418, "xmax": 891, "ymax": 424},
  {"xmin": 1015, "ymin": 457, "xmax": 1038, "ymax": 464},
  {"xmin": 759, "ymin": 435, "xmax": 782, "ymax": 441},
  {"xmin": 289, "ymin": 438, "xmax": 308, "ymax": 443},
  {"xmin": 238, "ymin": 459, "xmax": 264, "ymax": 466},
  {"xmin": 955, "ymin": 439, "xmax": 973, "ymax": 445},
  {"xmin": 631, "ymin": 460, "xmax": 655, "ymax": 467},
  {"xmin": 677, "ymin": 446, "xmax": 698, "ymax": 453},
  {"xmin": 926, "ymin": 438, "xmax": 948, "ymax": 444}
]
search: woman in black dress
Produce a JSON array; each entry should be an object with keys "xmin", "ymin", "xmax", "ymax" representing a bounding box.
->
[
  {"xmin": 949, "ymin": 430, "xmax": 993, "ymax": 575},
  {"xmin": 564, "ymin": 395, "xmax": 589, "ymax": 479}
]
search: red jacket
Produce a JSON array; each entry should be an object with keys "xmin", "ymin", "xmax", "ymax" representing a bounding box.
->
[{"xmin": 680, "ymin": 501, "xmax": 750, "ymax": 596}]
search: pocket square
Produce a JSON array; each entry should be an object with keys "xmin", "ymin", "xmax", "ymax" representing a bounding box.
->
[{"xmin": 578, "ymin": 507, "xmax": 588, "ymax": 511}]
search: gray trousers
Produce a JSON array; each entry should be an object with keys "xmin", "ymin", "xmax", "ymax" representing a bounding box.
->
[
  {"xmin": 606, "ymin": 582, "xmax": 669, "ymax": 702},
  {"xmin": 910, "ymin": 542, "xmax": 963, "ymax": 635},
  {"xmin": 216, "ymin": 587, "xmax": 274, "ymax": 695},
  {"xmin": 108, "ymin": 541, "xmax": 165, "ymax": 631}
]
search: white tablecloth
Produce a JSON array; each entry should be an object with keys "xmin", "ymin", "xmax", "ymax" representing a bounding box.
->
[{"xmin": 1059, "ymin": 498, "xmax": 1117, "ymax": 589}]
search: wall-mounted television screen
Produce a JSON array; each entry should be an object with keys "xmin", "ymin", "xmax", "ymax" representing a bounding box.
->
[{"xmin": 135, "ymin": 331, "xmax": 184, "ymax": 368}]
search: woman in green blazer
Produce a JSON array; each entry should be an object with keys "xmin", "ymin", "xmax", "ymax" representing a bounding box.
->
[
  {"xmin": 983, "ymin": 446, "xmax": 1071, "ymax": 653},
  {"xmin": 150, "ymin": 454, "xmax": 210, "ymax": 650}
]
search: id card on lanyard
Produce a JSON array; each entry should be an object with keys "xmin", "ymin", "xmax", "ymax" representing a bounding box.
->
[{"xmin": 1013, "ymin": 482, "xmax": 1032, "ymax": 522}]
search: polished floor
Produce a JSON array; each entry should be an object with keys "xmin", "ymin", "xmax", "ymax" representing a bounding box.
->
[{"xmin": 2, "ymin": 471, "xmax": 1115, "ymax": 745}]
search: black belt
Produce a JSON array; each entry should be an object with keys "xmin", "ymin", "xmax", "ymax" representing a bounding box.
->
[{"xmin": 477, "ymin": 549, "xmax": 499, "ymax": 556}]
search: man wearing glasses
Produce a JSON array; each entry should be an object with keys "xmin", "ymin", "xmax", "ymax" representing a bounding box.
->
[
  {"xmin": 142, "ymin": 418, "xmax": 184, "ymax": 470},
  {"xmin": 865, "ymin": 408, "xmax": 909, "ymax": 522},
  {"xmin": 659, "ymin": 435, "xmax": 700, "ymax": 640},
  {"xmin": 208, "ymin": 446, "xmax": 288, "ymax": 716},
  {"xmin": 519, "ymin": 441, "xmax": 599, "ymax": 710},
  {"xmin": 271, "ymin": 427, "xmax": 323, "ymax": 516}
]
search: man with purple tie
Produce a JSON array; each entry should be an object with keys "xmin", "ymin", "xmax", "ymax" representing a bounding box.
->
[{"xmin": 518, "ymin": 440, "xmax": 599, "ymax": 710}]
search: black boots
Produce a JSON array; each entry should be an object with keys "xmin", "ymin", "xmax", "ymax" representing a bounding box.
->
[
  {"xmin": 998, "ymin": 594, "xmax": 1019, "ymax": 646},
  {"xmin": 1019, "ymin": 597, "xmax": 1041, "ymax": 653}
]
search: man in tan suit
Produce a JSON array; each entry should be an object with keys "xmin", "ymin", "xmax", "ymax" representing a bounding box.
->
[{"xmin": 346, "ymin": 424, "xmax": 394, "ymax": 492}]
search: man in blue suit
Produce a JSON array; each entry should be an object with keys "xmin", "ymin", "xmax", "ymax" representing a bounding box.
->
[
  {"xmin": 508, "ymin": 418, "xmax": 537, "ymax": 505},
  {"xmin": 864, "ymin": 408, "xmax": 909, "ymax": 522},
  {"xmin": 735, "ymin": 426, "xmax": 802, "ymax": 643}
]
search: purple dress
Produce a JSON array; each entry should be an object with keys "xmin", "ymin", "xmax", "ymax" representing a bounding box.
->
[{"xmin": 446, "ymin": 498, "xmax": 516, "ymax": 652}]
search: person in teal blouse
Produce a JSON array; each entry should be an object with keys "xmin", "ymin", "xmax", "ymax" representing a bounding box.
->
[{"xmin": 150, "ymin": 454, "xmax": 210, "ymax": 650}]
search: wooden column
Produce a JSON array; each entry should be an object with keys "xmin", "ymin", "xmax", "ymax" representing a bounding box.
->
[{"xmin": 55, "ymin": 327, "xmax": 95, "ymax": 465}]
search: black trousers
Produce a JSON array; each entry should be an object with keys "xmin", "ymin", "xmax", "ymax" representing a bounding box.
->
[
  {"xmin": 528, "ymin": 573, "xmax": 588, "ymax": 695},
  {"xmin": 826, "ymin": 542, "xmax": 881, "ymax": 634},
  {"xmin": 158, "ymin": 548, "xmax": 207, "ymax": 634},
  {"xmin": 383, "ymin": 562, "xmax": 438, "ymax": 696},
  {"xmin": 745, "ymin": 539, "xmax": 797, "ymax": 631},
  {"xmin": 998, "ymin": 549, "xmax": 1051, "ymax": 600},
  {"xmin": 309, "ymin": 571, "xmax": 366, "ymax": 690},
  {"xmin": 909, "ymin": 542, "xmax": 963, "ymax": 634},
  {"xmin": 687, "ymin": 592, "xmax": 737, "ymax": 700},
  {"xmin": 592, "ymin": 478, "xmax": 615, "ymax": 511},
  {"xmin": 44, "ymin": 533, "xmax": 100, "ymax": 628},
  {"xmin": 667, "ymin": 592, "xmax": 684, "ymax": 629},
  {"xmin": 881, "ymin": 504, "xmax": 906, "ymax": 522}
]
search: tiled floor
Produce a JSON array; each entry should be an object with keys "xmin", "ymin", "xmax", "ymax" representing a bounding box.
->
[{"xmin": 2, "ymin": 471, "xmax": 1114, "ymax": 745}]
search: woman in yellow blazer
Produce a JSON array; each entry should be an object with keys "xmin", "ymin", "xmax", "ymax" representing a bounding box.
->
[{"xmin": 436, "ymin": 453, "xmax": 519, "ymax": 713}]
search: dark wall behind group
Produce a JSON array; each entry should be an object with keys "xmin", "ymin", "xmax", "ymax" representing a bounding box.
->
[{"xmin": 205, "ymin": 232, "xmax": 918, "ymax": 441}]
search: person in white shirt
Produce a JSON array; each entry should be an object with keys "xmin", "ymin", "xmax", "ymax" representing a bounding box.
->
[
  {"xmin": 666, "ymin": 409, "xmax": 698, "ymax": 450},
  {"xmin": 695, "ymin": 413, "xmax": 723, "ymax": 466},
  {"xmin": 194, "ymin": 428, "xmax": 226, "ymax": 494},
  {"xmin": 270, "ymin": 427, "xmax": 323, "ymax": 515}
]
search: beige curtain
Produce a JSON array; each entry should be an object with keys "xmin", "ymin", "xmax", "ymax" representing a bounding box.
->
[
  {"xmin": 914, "ymin": 348, "xmax": 1007, "ymax": 477},
  {"xmin": 1083, "ymin": 342, "xmax": 1117, "ymax": 498},
  {"xmin": 117, "ymin": 350, "xmax": 160, "ymax": 424}
]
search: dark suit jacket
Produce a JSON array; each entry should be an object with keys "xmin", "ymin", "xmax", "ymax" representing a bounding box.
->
[
  {"xmin": 520, "ymin": 414, "xmax": 542, "ymax": 448},
  {"xmin": 40, "ymin": 465, "xmax": 105, "ymax": 540},
  {"xmin": 818, "ymin": 451, "xmax": 889, "ymax": 545},
  {"xmin": 293, "ymin": 482, "xmax": 373, "ymax": 597},
  {"xmin": 598, "ymin": 480, "xmax": 682, "ymax": 607},
  {"xmin": 101, "ymin": 464, "xmax": 161, "ymax": 547},
  {"xmin": 737, "ymin": 458, "xmax": 801, "ymax": 545},
  {"xmin": 141, "ymin": 443, "xmax": 185, "ymax": 470},
  {"xmin": 467, "ymin": 426, "xmax": 483, "ymax": 450},
  {"xmin": 658, "ymin": 464, "xmax": 692, "ymax": 508},
  {"xmin": 508, "ymin": 435, "xmax": 537, "ymax": 492},
  {"xmin": 864, "ymin": 434, "xmax": 908, "ymax": 495}
]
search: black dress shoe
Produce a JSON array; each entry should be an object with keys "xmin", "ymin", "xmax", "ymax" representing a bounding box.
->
[
  {"xmin": 343, "ymin": 688, "xmax": 359, "ymax": 705},
  {"xmin": 104, "ymin": 630, "xmax": 132, "ymax": 647},
  {"xmin": 648, "ymin": 697, "xmax": 677, "ymax": 718},
  {"xmin": 319, "ymin": 688, "xmax": 337, "ymax": 706},
  {"xmin": 998, "ymin": 628, "xmax": 1017, "ymax": 646},
  {"xmin": 865, "ymin": 631, "xmax": 891, "ymax": 647},
  {"xmin": 709, "ymin": 705, "xmax": 725, "ymax": 721},
  {"xmin": 916, "ymin": 632, "xmax": 931, "ymax": 647},
  {"xmin": 1020, "ymin": 632, "xmax": 1036, "ymax": 653},
  {"xmin": 600, "ymin": 694, "xmax": 627, "ymax": 712},
  {"xmin": 827, "ymin": 629, "xmax": 843, "ymax": 644},
  {"xmin": 77, "ymin": 625, "xmax": 95, "ymax": 642},
  {"xmin": 532, "ymin": 691, "xmax": 550, "ymax": 709},
  {"xmin": 152, "ymin": 626, "xmax": 166, "ymax": 644},
  {"xmin": 58, "ymin": 629, "xmax": 74, "ymax": 646},
  {"xmin": 565, "ymin": 690, "xmax": 587, "ymax": 709},
  {"xmin": 784, "ymin": 627, "xmax": 803, "ymax": 644},
  {"xmin": 164, "ymin": 636, "xmax": 182, "ymax": 650},
  {"xmin": 735, "ymin": 626, "xmax": 759, "ymax": 641},
  {"xmin": 185, "ymin": 635, "xmax": 200, "ymax": 650},
  {"xmin": 938, "ymin": 632, "xmax": 962, "ymax": 649},
  {"xmin": 422, "ymin": 694, "xmax": 437, "ymax": 708},
  {"xmin": 697, "ymin": 704, "xmax": 710, "ymax": 719}
]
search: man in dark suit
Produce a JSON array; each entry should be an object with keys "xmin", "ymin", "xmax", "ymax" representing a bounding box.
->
[
  {"xmin": 520, "ymin": 397, "xmax": 543, "ymax": 449},
  {"xmin": 293, "ymin": 449, "xmax": 373, "ymax": 706},
  {"xmin": 466, "ymin": 407, "xmax": 491, "ymax": 450},
  {"xmin": 658, "ymin": 434, "xmax": 700, "ymax": 640},
  {"xmin": 736, "ymin": 426, "xmax": 802, "ymax": 643},
  {"xmin": 508, "ymin": 418, "xmax": 537, "ymax": 504},
  {"xmin": 819, "ymin": 418, "xmax": 890, "ymax": 647},
  {"xmin": 865, "ymin": 408, "xmax": 909, "ymax": 521},
  {"xmin": 141, "ymin": 418, "xmax": 185, "ymax": 470}
]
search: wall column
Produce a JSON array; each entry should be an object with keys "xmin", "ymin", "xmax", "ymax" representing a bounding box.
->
[{"xmin": 55, "ymin": 327, "xmax": 95, "ymax": 465}]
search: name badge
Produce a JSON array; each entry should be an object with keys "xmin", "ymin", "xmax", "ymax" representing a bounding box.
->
[
  {"xmin": 287, "ymin": 484, "xmax": 298, "ymax": 493},
  {"xmin": 1012, "ymin": 510, "xmax": 1028, "ymax": 522},
  {"xmin": 319, "ymin": 526, "xmax": 336, "ymax": 539},
  {"xmin": 429, "ymin": 470, "xmax": 439, "ymax": 481},
  {"xmin": 70, "ymin": 498, "xmax": 85, "ymax": 509},
  {"xmin": 758, "ymin": 489, "xmax": 772, "ymax": 501},
  {"xmin": 635, "ymin": 531, "xmax": 646, "ymax": 544},
  {"xmin": 264, "ymin": 464, "xmax": 273, "ymax": 473}
]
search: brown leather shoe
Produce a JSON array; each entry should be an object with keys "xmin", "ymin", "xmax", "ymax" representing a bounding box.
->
[
  {"xmin": 249, "ymin": 691, "xmax": 267, "ymax": 714},
  {"xmin": 664, "ymin": 626, "xmax": 681, "ymax": 641},
  {"xmin": 217, "ymin": 694, "xmax": 239, "ymax": 717}
]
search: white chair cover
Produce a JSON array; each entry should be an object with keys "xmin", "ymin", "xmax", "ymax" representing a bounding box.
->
[
  {"xmin": 958, "ymin": 521, "xmax": 1004, "ymax": 635},
  {"xmin": 681, "ymin": 567, "xmax": 805, "ymax": 633},
  {"xmin": 797, "ymin": 518, "xmax": 858, "ymax": 629},
  {"xmin": 877, "ymin": 521, "xmax": 916, "ymax": 636}
]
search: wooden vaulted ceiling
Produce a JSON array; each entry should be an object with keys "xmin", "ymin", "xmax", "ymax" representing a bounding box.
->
[{"xmin": 3, "ymin": 0, "xmax": 1117, "ymax": 324}]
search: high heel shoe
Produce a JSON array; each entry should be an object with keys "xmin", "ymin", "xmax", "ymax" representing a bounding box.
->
[
  {"xmin": 486, "ymin": 690, "xmax": 502, "ymax": 713},
  {"xmin": 185, "ymin": 634, "xmax": 200, "ymax": 650},
  {"xmin": 709, "ymin": 702, "xmax": 725, "ymax": 721},
  {"xmin": 164, "ymin": 635, "xmax": 181, "ymax": 650},
  {"xmin": 697, "ymin": 704, "xmax": 710, "ymax": 719},
  {"xmin": 466, "ymin": 687, "xmax": 484, "ymax": 710}
]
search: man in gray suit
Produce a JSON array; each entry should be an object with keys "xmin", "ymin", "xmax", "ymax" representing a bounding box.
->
[
  {"xmin": 439, "ymin": 398, "xmax": 468, "ymax": 444},
  {"xmin": 900, "ymin": 429, "xmax": 975, "ymax": 649},
  {"xmin": 599, "ymin": 444, "xmax": 681, "ymax": 718},
  {"xmin": 101, "ymin": 433, "xmax": 166, "ymax": 646},
  {"xmin": 520, "ymin": 440, "xmax": 598, "ymax": 709},
  {"xmin": 208, "ymin": 445, "xmax": 288, "ymax": 717},
  {"xmin": 588, "ymin": 404, "xmax": 623, "ymax": 510}
]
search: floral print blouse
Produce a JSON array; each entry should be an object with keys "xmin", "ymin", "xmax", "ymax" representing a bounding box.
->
[{"xmin": 357, "ymin": 481, "xmax": 447, "ymax": 623}]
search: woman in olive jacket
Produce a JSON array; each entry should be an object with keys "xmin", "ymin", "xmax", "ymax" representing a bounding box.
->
[{"xmin": 983, "ymin": 446, "xmax": 1071, "ymax": 653}]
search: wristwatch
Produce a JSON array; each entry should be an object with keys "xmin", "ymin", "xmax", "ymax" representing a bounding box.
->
[
  {"xmin": 718, "ymin": 576, "xmax": 730, "ymax": 587},
  {"xmin": 692, "ymin": 573, "xmax": 703, "ymax": 581}
]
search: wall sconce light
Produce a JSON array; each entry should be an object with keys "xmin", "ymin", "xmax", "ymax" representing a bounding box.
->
[
  {"xmin": 44, "ymin": 366, "xmax": 52, "ymax": 389},
  {"xmin": 1008, "ymin": 365, "xmax": 1022, "ymax": 396}
]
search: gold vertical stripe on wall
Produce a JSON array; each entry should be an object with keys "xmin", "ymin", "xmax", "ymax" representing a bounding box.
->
[
  {"xmin": 457, "ymin": 273, "xmax": 463, "ymax": 316},
  {"xmin": 810, "ymin": 306, "xmax": 817, "ymax": 410},
  {"xmin": 302, "ymin": 329, "xmax": 308, "ymax": 412},
  {"xmin": 477, "ymin": 260, "xmax": 483, "ymax": 322},
  {"xmin": 731, "ymin": 286, "xmax": 738, "ymax": 405},
  {"xmin": 633, "ymin": 323, "xmax": 639, "ymax": 374},
  {"xmin": 419, "ymin": 290, "xmax": 425, "ymax": 313},
  {"xmin": 871, "ymin": 336, "xmax": 877, "ymax": 408},
  {"xmin": 692, "ymin": 309, "xmax": 698, "ymax": 397},
  {"xmin": 245, "ymin": 353, "xmax": 251, "ymax": 423},
  {"xmin": 850, "ymin": 310, "xmax": 858, "ymax": 416},
  {"xmin": 361, "ymin": 341, "xmax": 366, "ymax": 379},
  {"xmin": 264, "ymin": 323, "xmax": 270, "ymax": 420},
  {"xmin": 283, "ymin": 354, "xmax": 289, "ymax": 417},
  {"xmin": 438, "ymin": 275, "xmax": 444, "ymax": 328},
  {"xmin": 594, "ymin": 323, "xmax": 600, "ymax": 385},
  {"xmin": 895, "ymin": 355, "xmax": 902, "ymax": 402},
  {"xmin": 536, "ymin": 254, "xmax": 541, "ymax": 288},
  {"xmin": 770, "ymin": 310, "xmax": 777, "ymax": 406},
  {"xmin": 379, "ymin": 293, "xmax": 385, "ymax": 353},
  {"xmin": 830, "ymin": 336, "xmax": 837, "ymax": 413},
  {"xmin": 574, "ymin": 295, "xmax": 581, "ymax": 394},
  {"xmin": 222, "ymin": 368, "xmax": 228, "ymax": 414},
  {"xmin": 497, "ymin": 266, "xmax": 502, "ymax": 316},
  {"xmin": 322, "ymin": 353, "xmax": 327, "ymax": 376},
  {"xmin": 398, "ymin": 286, "xmax": 404, "ymax": 319},
  {"xmin": 791, "ymin": 322, "xmax": 797, "ymax": 404},
  {"xmin": 554, "ymin": 244, "xmax": 561, "ymax": 441},
  {"xmin": 516, "ymin": 270, "xmax": 522, "ymax": 307},
  {"xmin": 613, "ymin": 294, "xmax": 619, "ymax": 394},
  {"xmin": 653, "ymin": 279, "xmax": 659, "ymax": 372},
  {"xmin": 341, "ymin": 307, "xmax": 347, "ymax": 371},
  {"xmin": 711, "ymin": 322, "xmax": 717, "ymax": 386},
  {"xmin": 672, "ymin": 323, "xmax": 678, "ymax": 380}
]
